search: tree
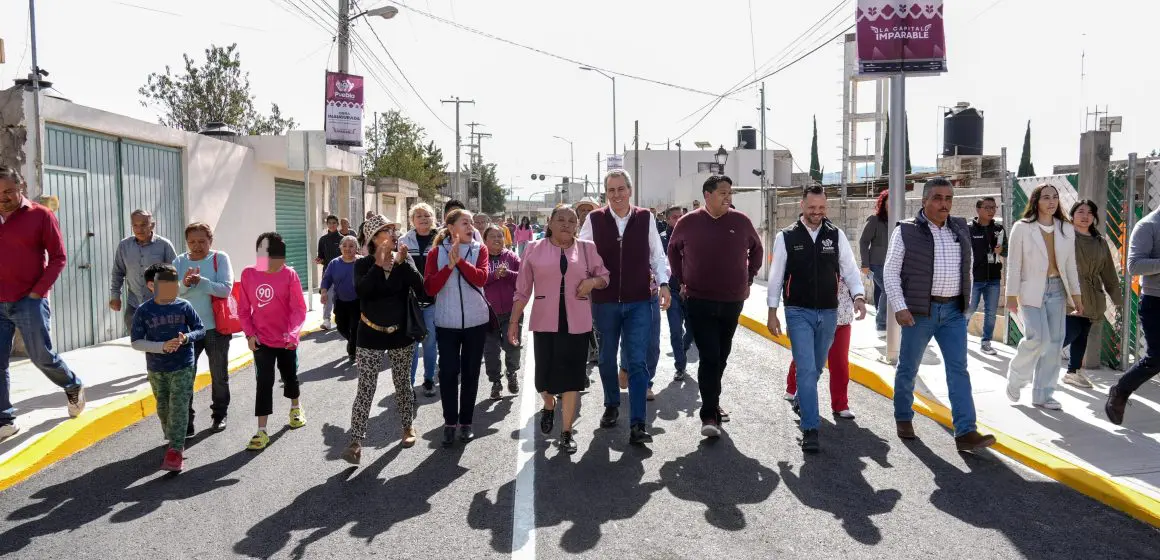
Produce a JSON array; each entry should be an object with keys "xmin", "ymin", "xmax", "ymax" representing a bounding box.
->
[
  {"xmin": 809, "ymin": 116, "xmax": 823, "ymax": 183},
  {"xmin": 466, "ymin": 161, "xmax": 506, "ymax": 214},
  {"xmin": 1018, "ymin": 121, "xmax": 1036, "ymax": 177},
  {"xmin": 364, "ymin": 111, "xmax": 445, "ymax": 201},
  {"xmin": 139, "ymin": 43, "xmax": 296, "ymax": 135},
  {"xmin": 881, "ymin": 112, "xmax": 913, "ymax": 176}
]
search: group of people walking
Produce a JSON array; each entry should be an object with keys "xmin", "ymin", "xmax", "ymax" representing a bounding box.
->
[{"xmin": 5, "ymin": 157, "xmax": 1160, "ymax": 474}]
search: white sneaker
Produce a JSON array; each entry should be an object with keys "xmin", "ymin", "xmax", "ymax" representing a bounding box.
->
[
  {"xmin": 783, "ymin": 392, "xmax": 795, "ymax": 402},
  {"xmin": 1005, "ymin": 383, "xmax": 1021, "ymax": 403},
  {"xmin": 1033, "ymin": 399, "xmax": 1063, "ymax": 410},
  {"xmin": 0, "ymin": 423, "xmax": 20, "ymax": 442},
  {"xmin": 66, "ymin": 387, "xmax": 86, "ymax": 418},
  {"xmin": 1062, "ymin": 371, "xmax": 1094, "ymax": 389},
  {"xmin": 980, "ymin": 342, "xmax": 997, "ymax": 356},
  {"xmin": 320, "ymin": 320, "xmax": 333, "ymax": 330},
  {"xmin": 834, "ymin": 409, "xmax": 856, "ymax": 419}
]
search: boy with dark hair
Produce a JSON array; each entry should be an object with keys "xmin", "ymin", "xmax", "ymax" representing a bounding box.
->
[
  {"xmin": 131, "ymin": 263, "xmax": 205, "ymax": 472},
  {"xmin": 238, "ymin": 232, "xmax": 308, "ymax": 450}
]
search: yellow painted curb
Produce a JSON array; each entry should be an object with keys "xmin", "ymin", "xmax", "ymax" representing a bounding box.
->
[
  {"xmin": 738, "ymin": 312, "xmax": 1160, "ymax": 529},
  {"xmin": 0, "ymin": 324, "xmax": 323, "ymax": 492}
]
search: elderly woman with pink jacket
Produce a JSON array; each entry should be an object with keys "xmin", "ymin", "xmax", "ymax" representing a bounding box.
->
[{"xmin": 508, "ymin": 205, "xmax": 609, "ymax": 454}]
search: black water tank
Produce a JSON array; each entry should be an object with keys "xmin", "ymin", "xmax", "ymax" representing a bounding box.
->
[
  {"xmin": 943, "ymin": 103, "xmax": 983, "ymax": 156},
  {"xmin": 737, "ymin": 126, "xmax": 757, "ymax": 150}
]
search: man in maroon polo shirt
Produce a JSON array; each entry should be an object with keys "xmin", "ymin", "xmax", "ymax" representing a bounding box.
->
[
  {"xmin": 579, "ymin": 169, "xmax": 671, "ymax": 445},
  {"xmin": 0, "ymin": 166, "xmax": 86, "ymax": 442},
  {"xmin": 667, "ymin": 175, "xmax": 762, "ymax": 438}
]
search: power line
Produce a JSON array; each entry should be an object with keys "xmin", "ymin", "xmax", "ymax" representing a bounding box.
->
[
  {"xmin": 357, "ymin": 23, "xmax": 454, "ymax": 130},
  {"xmin": 388, "ymin": 0, "xmax": 738, "ymax": 100}
]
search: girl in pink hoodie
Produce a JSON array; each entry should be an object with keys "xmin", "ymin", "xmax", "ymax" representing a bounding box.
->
[{"xmin": 236, "ymin": 232, "xmax": 308, "ymax": 450}]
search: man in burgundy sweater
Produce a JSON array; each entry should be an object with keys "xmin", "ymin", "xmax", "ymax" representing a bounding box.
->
[
  {"xmin": 667, "ymin": 175, "xmax": 762, "ymax": 438},
  {"xmin": 0, "ymin": 166, "xmax": 86, "ymax": 442},
  {"xmin": 580, "ymin": 169, "xmax": 671, "ymax": 445}
]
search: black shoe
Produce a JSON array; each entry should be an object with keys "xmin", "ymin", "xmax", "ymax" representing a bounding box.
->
[
  {"xmin": 674, "ymin": 369, "xmax": 686, "ymax": 382},
  {"xmin": 557, "ymin": 430, "xmax": 578, "ymax": 454},
  {"xmin": 791, "ymin": 396, "xmax": 801, "ymax": 417},
  {"xmin": 211, "ymin": 416, "xmax": 228, "ymax": 432},
  {"xmin": 423, "ymin": 380, "xmax": 436, "ymax": 398},
  {"xmin": 801, "ymin": 429, "xmax": 820, "ymax": 453},
  {"xmin": 186, "ymin": 422, "xmax": 196, "ymax": 438},
  {"xmin": 458, "ymin": 425, "xmax": 475, "ymax": 443},
  {"xmin": 539, "ymin": 407, "xmax": 555, "ymax": 435},
  {"xmin": 599, "ymin": 406, "xmax": 619, "ymax": 428},
  {"xmin": 718, "ymin": 406, "xmax": 730, "ymax": 423},
  {"xmin": 442, "ymin": 426, "xmax": 456, "ymax": 447},
  {"xmin": 507, "ymin": 373, "xmax": 520, "ymax": 394},
  {"xmin": 490, "ymin": 381, "xmax": 502, "ymax": 400},
  {"xmin": 629, "ymin": 423, "xmax": 653, "ymax": 445},
  {"xmin": 1106, "ymin": 386, "xmax": 1129, "ymax": 425}
]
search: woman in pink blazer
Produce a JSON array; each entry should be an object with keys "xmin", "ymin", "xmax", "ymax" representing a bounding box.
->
[{"xmin": 508, "ymin": 205, "xmax": 609, "ymax": 454}]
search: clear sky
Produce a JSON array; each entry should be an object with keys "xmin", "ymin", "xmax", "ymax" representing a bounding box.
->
[{"xmin": 2, "ymin": 0, "xmax": 1156, "ymax": 199}]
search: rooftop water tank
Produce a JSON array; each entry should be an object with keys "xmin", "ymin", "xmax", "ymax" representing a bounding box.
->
[
  {"xmin": 737, "ymin": 126, "xmax": 757, "ymax": 150},
  {"xmin": 943, "ymin": 102, "xmax": 983, "ymax": 156}
]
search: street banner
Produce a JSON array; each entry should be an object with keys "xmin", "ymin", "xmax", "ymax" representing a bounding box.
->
[
  {"xmin": 606, "ymin": 154, "xmax": 624, "ymax": 171},
  {"xmin": 856, "ymin": 0, "xmax": 946, "ymax": 75},
  {"xmin": 324, "ymin": 71, "xmax": 364, "ymax": 147}
]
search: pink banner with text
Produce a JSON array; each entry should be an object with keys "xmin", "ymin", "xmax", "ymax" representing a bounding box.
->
[
  {"xmin": 324, "ymin": 71, "xmax": 364, "ymax": 147},
  {"xmin": 856, "ymin": 1, "xmax": 946, "ymax": 75}
]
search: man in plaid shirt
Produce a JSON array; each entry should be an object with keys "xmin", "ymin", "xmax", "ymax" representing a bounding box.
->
[{"xmin": 883, "ymin": 178, "xmax": 995, "ymax": 452}]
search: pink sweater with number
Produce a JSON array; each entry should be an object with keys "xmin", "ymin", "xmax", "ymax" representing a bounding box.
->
[{"xmin": 237, "ymin": 266, "xmax": 308, "ymax": 348}]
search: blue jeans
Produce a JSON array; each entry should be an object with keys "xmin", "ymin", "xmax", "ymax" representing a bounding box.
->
[
  {"xmin": 894, "ymin": 301, "xmax": 977, "ymax": 436},
  {"xmin": 410, "ymin": 305, "xmax": 438, "ymax": 385},
  {"xmin": 0, "ymin": 296, "xmax": 83, "ymax": 425},
  {"xmin": 666, "ymin": 292, "xmax": 690, "ymax": 372},
  {"xmin": 1062, "ymin": 315, "xmax": 1092, "ymax": 372},
  {"xmin": 969, "ymin": 280, "xmax": 1002, "ymax": 343},
  {"xmin": 784, "ymin": 306, "xmax": 838, "ymax": 431},
  {"xmin": 869, "ymin": 264, "xmax": 887, "ymax": 330},
  {"xmin": 647, "ymin": 296, "xmax": 660, "ymax": 387},
  {"xmin": 1008, "ymin": 278, "xmax": 1066, "ymax": 403},
  {"xmin": 595, "ymin": 300, "xmax": 651, "ymax": 426}
]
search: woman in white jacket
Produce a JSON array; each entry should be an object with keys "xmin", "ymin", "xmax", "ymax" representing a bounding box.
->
[{"xmin": 1004, "ymin": 184, "xmax": 1084, "ymax": 410}]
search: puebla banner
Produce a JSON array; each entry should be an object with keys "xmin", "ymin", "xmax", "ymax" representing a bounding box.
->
[
  {"xmin": 324, "ymin": 71, "xmax": 364, "ymax": 147},
  {"xmin": 856, "ymin": 0, "xmax": 946, "ymax": 75}
]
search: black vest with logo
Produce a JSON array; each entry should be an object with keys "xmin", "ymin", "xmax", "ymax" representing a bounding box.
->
[{"xmin": 782, "ymin": 219, "xmax": 840, "ymax": 310}]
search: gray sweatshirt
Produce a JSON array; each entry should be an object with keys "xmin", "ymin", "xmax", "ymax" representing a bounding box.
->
[{"xmin": 1128, "ymin": 208, "xmax": 1160, "ymax": 296}]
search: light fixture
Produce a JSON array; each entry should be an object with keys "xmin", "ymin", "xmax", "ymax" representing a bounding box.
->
[{"xmin": 365, "ymin": 6, "xmax": 399, "ymax": 19}]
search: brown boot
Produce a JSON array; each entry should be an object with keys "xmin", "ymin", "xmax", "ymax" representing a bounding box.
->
[
  {"xmin": 401, "ymin": 427, "xmax": 418, "ymax": 448},
  {"xmin": 1105, "ymin": 386, "xmax": 1128, "ymax": 425},
  {"xmin": 896, "ymin": 421, "xmax": 916, "ymax": 440},
  {"xmin": 341, "ymin": 439, "xmax": 362, "ymax": 465},
  {"xmin": 954, "ymin": 431, "xmax": 996, "ymax": 452}
]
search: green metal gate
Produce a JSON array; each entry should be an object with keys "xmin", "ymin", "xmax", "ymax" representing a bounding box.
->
[
  {"xmin": 41, "ymin": 125, "xmax": 184, "ymax": 351},
  {"xmin": 275, "ymin": 180, "xmax": 309, "ymax": 290}
]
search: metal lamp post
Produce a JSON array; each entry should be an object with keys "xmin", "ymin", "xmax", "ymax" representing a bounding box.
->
[
  {"xmin": 580, "ymin": 67, "xmax": 617, "ymax": 155},
  {"xmin": 553, "ymin": 135, "xmax": 575, "ymax": 188},
  {"xmin": 714, "ymin": 146, "xmax": 729, "ymax": 175}
]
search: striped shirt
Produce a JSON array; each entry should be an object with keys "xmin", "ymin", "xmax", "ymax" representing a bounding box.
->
[{"xmin": 883, "ymin": 212, "xmax": 966, "ymax": 312}]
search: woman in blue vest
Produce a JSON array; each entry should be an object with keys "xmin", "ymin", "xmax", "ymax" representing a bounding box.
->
[
  {"xmin": 424, "ymin": 208, "xmax": 492, "ymax": 447},
  {"xmin": 1005, "ymin": 184, "xmax": 1083, "ymax": 410}
]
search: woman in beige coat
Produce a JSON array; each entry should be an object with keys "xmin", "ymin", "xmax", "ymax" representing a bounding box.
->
[
  {"xmin": 1005, "ymin": 184, "xmax": 1083, "ymax": 410},
  {"xmin": 1060, "ymin": 200, "xmax": 1123, "ymax": 388}
]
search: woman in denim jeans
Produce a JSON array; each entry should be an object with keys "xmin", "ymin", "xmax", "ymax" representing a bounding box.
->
[
  {"xmin": 859, "ymin": 190, "xmax": 890, "ymax": 332},
  {"xmin": 1005, "ymin": 184, "xmax": 1083, "ymax": 410}
]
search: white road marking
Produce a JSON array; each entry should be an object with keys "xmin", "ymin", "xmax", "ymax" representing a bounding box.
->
[{"xmin": 511, "ymin": 338, "xmax": 538, "ymax": 559}]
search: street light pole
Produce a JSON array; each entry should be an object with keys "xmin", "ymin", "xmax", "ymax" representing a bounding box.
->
[
  {"xmin": 553, "ymin": 136, "xmax": 575, "ymax": 189},
  {"xmin": 27, "ymin": 0, "xmax": 44, "ymax": 196},
  {"xmin": 337, "ymin": 0, "xmax": 399, "ymax": 72},
  {"xmin": 580, "ymin": 67, "xmax": 617, "ymax": 155}
]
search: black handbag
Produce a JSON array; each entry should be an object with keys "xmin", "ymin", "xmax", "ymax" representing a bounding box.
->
[{"xmin": 404, "ymin": 289, "xmax": 428, "ymax": 342}]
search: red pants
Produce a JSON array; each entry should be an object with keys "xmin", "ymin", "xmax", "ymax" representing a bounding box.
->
[{"xmin": 786, "ymin": 324, "xmax": 851, "ymax": 412}]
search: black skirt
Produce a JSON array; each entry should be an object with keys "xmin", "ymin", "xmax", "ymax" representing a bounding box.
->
[{"xmin": 533, "ymin": 331, "xmax": 590, "ymax": 394}]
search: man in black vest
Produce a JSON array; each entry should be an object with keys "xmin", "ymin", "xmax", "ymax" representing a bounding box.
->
[
  {"xmin": 883, "ymin": 177, "xmax": 995, "ymax": 451},
  {"xmin": 766, "ymin": 186, "xmax": 866, "ymax": 453},
  {"xmin": 579, "ymin": 169, "xmax": 671, "ymax": 445}
]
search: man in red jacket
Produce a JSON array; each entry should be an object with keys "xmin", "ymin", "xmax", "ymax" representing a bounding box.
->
[
  {"xmin": 0, "ymin": 166, "xmax": 86, "ymax": 442},
  {"xmin": 668, "ymin": 175, "xmax": 762, "ymax": 438}
]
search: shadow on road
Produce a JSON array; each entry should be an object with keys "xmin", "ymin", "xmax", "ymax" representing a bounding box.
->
[
  {"xmin": 0, "ymin": 374, "xmax": 149, "ymax": 456},
  {"xmin": 0, "ymin": 426, "xmax": 289, "ymax": 556},
  {"xmin": 660, "ymin": 436, "xmax": 779, "ymax": 530}
]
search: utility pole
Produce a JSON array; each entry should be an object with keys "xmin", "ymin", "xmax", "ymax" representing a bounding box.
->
[
  {"xmin": 466, "ymin": 124, "xmax": 491, "ymax": 212},
  {"xmin": 337, "ymin": 0, "xmax": 351, "ymax": 72},
  {"xmin": 441, "ymin": 97, "xmax": 475, "ymax": 204},
  {"xmin": 27, "ymin": 0, "xmax": 44, "ymax": 195},
  {"xmin": 885, "ymin": 74, "xmax": 907, "ymax": 364},
  {"xmin": 633, "ymin": 120, "xmax": 640, "ymax": 207},
  {"xmin": 759, "ymin": 82, "xmax": 769, "ymax": 236}
]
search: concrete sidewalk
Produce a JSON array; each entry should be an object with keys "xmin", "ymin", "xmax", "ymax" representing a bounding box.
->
[
  {"xmin": 0, "ymin": 293, "xmax": 328, "ymax": 487},
  {"xmin": 741, "ymin": 281, "xmax": 1160, "ymax": 523}
]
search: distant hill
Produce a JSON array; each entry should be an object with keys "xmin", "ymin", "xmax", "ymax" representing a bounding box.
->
[{"xmin": 821, "ymin": 165, "xmax": 936, "ymax": 184}]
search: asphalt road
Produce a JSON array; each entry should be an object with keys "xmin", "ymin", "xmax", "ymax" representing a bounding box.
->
[{"xmin": 1, "ymin": 322, "xmax": 1158, "ymax": 559}]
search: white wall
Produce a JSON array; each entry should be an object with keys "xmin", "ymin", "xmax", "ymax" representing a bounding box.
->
[{"xmin": 624, "ymin": 149, "xmax": 793, "ymax": 209}]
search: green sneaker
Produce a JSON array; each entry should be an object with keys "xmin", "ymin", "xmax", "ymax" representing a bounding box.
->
[
  {"xmin": 246, "ymin": 430, "xmax": 269, "ymax": 451},
  {"xmin": 288, "ymin": 407, "xmax": 307, "ymax": 429}
]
